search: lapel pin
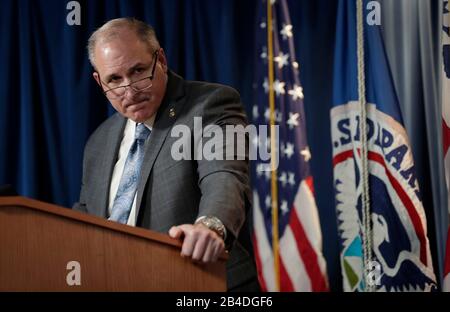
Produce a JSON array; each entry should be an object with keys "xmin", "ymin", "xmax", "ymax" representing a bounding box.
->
[{"xmin": 169, "ymin": 108, "xmax": 176, "ymax": 118}]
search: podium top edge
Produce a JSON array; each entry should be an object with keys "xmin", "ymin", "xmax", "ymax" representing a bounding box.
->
[{"xmin": 0, "ymin": 196, "xmax": 183, "ymax": 250}]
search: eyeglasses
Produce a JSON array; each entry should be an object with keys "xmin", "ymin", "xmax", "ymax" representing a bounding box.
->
[{"xmin": 102, "ymin": 50, "xmax": 159, "ymax": 100}]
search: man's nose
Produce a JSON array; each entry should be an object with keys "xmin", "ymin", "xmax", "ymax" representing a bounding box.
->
[{"xmin": 123, "ymin": 85, "xmax": 139, "ymax": 99}]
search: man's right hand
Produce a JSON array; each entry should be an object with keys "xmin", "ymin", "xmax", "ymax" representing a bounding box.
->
[{"xmin": 168, "ymin": 223, "xmax": 225, "ymax": 264}]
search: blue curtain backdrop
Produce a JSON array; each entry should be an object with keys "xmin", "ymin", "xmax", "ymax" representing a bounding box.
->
[{"xmin": 0, "ymin": 0, "xmax": 444, "ymax": 290}]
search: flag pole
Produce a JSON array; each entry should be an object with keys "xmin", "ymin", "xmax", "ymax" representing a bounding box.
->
[{"xmin": 267, "ymin": 0, "xmax": 280, "ymax": 291}]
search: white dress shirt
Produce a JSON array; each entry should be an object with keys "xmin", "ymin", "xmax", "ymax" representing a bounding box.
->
[{"xmin": 108, "ymin": 116, "xmax": 154, "ymax": 226}]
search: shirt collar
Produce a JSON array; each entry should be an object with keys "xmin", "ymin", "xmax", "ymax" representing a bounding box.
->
[{"xmin": 128, "ymin": 114, "xmax": 155, "ymax": 132}]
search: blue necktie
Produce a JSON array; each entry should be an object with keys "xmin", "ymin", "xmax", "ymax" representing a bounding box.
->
[{"xmin": 109, "ymin": 123, "xmax": 151, "ymax": 224}]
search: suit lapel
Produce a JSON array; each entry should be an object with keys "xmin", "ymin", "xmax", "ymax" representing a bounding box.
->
[
  {"xmin": 94, "ymin": 114, "xmax": 127, "ymax": 218},
  {"xmin": 134, "ymin": 72, "xmax": 186, "ymax": 221}
]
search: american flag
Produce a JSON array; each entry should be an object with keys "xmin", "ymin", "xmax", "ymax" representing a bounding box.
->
[
  {"xmin": 442, "ymin": 0, "xmax": 450, "ymax": 292},
  {"xmin": 251, "ymin": 0, "xmax": 328, "ymax": 292}
]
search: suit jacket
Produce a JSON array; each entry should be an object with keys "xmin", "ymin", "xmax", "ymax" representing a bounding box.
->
[{"xmin": 74, "ymin": 71, "xmax": 257, "ymax": 291}]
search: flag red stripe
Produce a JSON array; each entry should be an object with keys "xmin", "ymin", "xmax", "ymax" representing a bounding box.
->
[
  {"xmin": 445, "ymin": 228, "xmax": 450, "ymax": 276},
  {"xmin": 333, "ymin": 150, "xmax": 353, "ymax": 166},
  {"xmin": 368, "ymin": 151, "xmax": 428, "ymax": 266},
  {"xmin": 252, "ymin": 232, "xmax": 268, "ymax": 292},
  {"xmin": 289, "ymin": 207, "xmax": 328, "ymax": 291},
  {"xmin": 253, "ymin": 231, "xmax": 297, "ymax": 292},
  {"xmin": 444, "ymin": 118, "xmax": 450, "ymax": 155},
  {"xmin": 306, "ymin": 175, "xmax": 315, "ymax": 195},
  {"xmin": 279, "ymin": 256, "xmax": 295, "ymax": 291}
]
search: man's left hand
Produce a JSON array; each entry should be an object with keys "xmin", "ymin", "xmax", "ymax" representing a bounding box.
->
[{"xmin": 168, "ymin": 223, "xmax": 225, "ymax": 263}]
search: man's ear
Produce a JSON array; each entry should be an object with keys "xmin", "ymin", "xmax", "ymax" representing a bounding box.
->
[
  {"xmin": 158, "ymin": 48, "xmax": 168, "ymax": 73},
  {"xmin": 93, "ymin": 72, "xmax": 102, "ymax": 87}
]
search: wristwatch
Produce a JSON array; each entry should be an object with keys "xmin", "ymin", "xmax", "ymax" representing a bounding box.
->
[{"xmin": 196, "ymin": 216, "xmax": 226, "ymax": 240}]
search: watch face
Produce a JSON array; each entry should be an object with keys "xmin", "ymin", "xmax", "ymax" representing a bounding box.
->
[{"xmin": 202, "ymin": 217, "xmax": 224, "ymax": 238}]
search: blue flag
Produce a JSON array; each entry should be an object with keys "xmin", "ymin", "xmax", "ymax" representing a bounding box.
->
[{"xmin": 331, "ymin": 0, "xmax": 437, "ymax": 291}]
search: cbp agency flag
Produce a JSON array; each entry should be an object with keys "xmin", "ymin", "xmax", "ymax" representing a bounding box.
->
[{"xmin": 331, "ymin": 0, "xmax": 437, "ymax": 291}]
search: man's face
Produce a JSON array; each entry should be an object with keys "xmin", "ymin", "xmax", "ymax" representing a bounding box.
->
[{"xmin": 92, "ymin": 30, "xmax": 168, "ymax": 122}]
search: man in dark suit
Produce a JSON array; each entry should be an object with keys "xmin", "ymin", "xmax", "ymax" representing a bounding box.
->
[{"xmin": 73, "ymin": 17, "xmax": 258, "ymax": 291}]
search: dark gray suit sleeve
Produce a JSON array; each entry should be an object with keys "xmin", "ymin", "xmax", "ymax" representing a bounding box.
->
[
  {"xmin": 72, "ymin": 187, "xmax": 88, "ymax": 213},
  {"xmin": 195, "ymin": 86, "xmax": 251, "ymax": 243},
  {"xmin": 72, "ymin": 145, "xmax": 89, "ymax": 214}
]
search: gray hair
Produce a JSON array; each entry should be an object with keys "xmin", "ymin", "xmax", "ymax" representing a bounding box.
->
[{"xmin": 87, "ymin": 17, "xmax": 160, "ymax": 69}]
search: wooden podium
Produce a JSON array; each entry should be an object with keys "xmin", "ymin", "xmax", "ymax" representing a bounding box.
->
[{"xmin": 0, "ymin": 196, "xmax": 226, "ymax": 291}]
